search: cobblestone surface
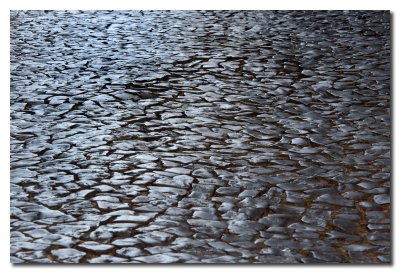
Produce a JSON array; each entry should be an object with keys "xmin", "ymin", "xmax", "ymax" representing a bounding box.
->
[{"xmin": 10, "ymin": 10, "xmax": 390, "ymax": 263}]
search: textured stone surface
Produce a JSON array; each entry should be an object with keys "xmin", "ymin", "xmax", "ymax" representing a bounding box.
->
[{"xmin": 10, "ymin": 10, "xmax": 390, "ymax": 263}]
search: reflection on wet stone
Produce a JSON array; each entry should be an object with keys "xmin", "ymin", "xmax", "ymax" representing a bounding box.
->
[{"xmin": 10, "ymin": 10, "xmax": 390, "ymax": 263}]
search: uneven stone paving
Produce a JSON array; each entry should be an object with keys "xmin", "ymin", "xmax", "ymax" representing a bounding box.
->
[{"xmin": 10, "ymin": 11, "xmax": 390, "ymax": 263}]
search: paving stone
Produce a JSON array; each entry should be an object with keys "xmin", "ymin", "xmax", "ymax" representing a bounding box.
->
[
  {"xmin": 373, "ymin": 194, "xmax": 390, "ymax": 204},
  {"xmin": 188, "ymin": 219, "xmax": 227, "ymax": 229},
  {"xmin": 88, "ymin": 255, "xmax": 128, "ymax": 263},
  {"xmin": 111, "ymin": 238, "xmax": 142, "ymax": 247},
  {"xmin": 114, "ymin": 215, "xmax": 154, "ymax": 223},
  {"xmin": 135, "ymin": 231, "xmax": 174, "ymax": 245},
  {"xmin": 51, "ymin": 248, "xmax": 86, "ymax": 263},
  {"xmin": 134, "ymin": 254, "xmax": 180, "ymax": 263},
  {"xmin": 311, "ymin": 251, "xmax": 343, "ymax": 263},
  {"xmin": 78, "ymin": 241, "xmax": 114, "ymax": 253},
  {"xmin": 228, "ymin": 220, "xmax": 264, "ymax": 235},
  {"xmin": 116, "ymin": 247, "xmax": 144, "ymax": 258},
  {"xmin": 316, "ymin": 193, "xmax": 354, "ymax": 207}
]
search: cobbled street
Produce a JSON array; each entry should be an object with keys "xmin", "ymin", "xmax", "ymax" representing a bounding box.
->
[{"xmin": 10, "ymin": 11, "xmax": 390, "ymax": 263}]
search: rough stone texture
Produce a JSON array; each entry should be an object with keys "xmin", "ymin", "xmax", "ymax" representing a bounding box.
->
[{"xmin": 10, "ymin": 10, "xmax": 390, "ymax": 263}]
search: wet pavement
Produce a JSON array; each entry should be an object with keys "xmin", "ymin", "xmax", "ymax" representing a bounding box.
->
[{"xmin": 10, "ymin": 10, "xmax": 390, "ymax": 263}]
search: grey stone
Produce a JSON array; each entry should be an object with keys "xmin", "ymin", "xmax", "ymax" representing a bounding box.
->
[
  {"xmin": 134, "ymin": 254, "xmax": 180, "ymax": 263},
  {"xmin": 78, "ymin": 241, "xmax": 114, "ymax": 252},
  {"xmin": 51, "ymin": 248, "xmax": 86, "ymax": 263}
]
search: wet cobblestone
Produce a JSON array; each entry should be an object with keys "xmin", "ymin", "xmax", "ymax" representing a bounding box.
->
[{"xmin": 10, "ymin": 10, "xmax": 390, "ymax": 263}]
